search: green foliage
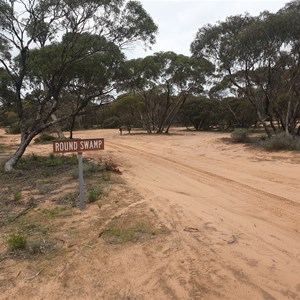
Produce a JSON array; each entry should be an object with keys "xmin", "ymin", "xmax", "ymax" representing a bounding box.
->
[
  {"xmin": 102, "ymin": 171, "xmax": 111, "ymax": 182},
  {"xmin": 191, "ymin": 6, "xmax": 300, "ymax": 137},
  {"xmin": 101, "ymin": 220, "xmax": 157, "ymax": 244},
  {"xmin": 88, "ymin": 188, "xmax": 104, "ymax": 203},
  {"xmin": 231, "ymin": 128, "xmax": 251, "ymax": 143},
  {"xmin": 7, "ymin": 233, "xmax": 27, "ymax": 251},
  {"xmin": 34, "ymin": 133, "xmax": 56, "ymax": 143},
  {"xmin": 119, "ymin": 52, "xmax": 214, "ymax": 133},
  {"xmin": 13, "ymin": 191, "xmax": 22, "ymax": 201},
  {"xmin": 180, "ymin": 96, "xmax": 221, "ymax": 130},
  {"xmin": 16, "ymin": 154, "xmax": 77, "ymax": 171},
  {"xmin": 261, "ymin": 132, "xmax": 300, "ymax": 151},
  {"xmin": 42, "ymin": 207, "xmax": 69, "ymax": 217},
  {"xmin": 1, "ymin": 0, "xmax": 158, "ymax": 170},
  {"xmin": 72, "ymin": 161, "xmax": 104, "ymax": 179},
  {"xmin": 5, "ymin": 122, "xmax": 21, "ymax": 134}
]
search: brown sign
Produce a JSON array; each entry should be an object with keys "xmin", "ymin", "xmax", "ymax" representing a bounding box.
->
[{"xmin": 53, "ymin": 138, "xmax": 104, "ymax": 153}]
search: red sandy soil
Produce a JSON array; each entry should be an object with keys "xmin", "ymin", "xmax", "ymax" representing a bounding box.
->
[{"xmin": 1, "ymin": 128, "xmax": 300, "ymax": 300}]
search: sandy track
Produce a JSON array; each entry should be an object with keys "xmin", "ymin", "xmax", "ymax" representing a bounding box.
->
[
  {"xmin": 89, "ymin": 129, "xmax": 300, "ymax": 300},
  {"xmin": 2, "ymin": 128, "xmax": 300, "ymax": 299}
]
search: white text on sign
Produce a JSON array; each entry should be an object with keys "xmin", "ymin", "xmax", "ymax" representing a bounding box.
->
[{"xmin": 53, "ymin": 138, "xmax": 104, "ymax": 153}]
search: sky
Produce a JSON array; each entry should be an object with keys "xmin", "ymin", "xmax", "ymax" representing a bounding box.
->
[{"xmin": 125, "ymin": 0, "xmax": 289, "ymax": 58}]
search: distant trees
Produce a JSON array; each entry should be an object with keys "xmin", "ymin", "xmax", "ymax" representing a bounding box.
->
[
  {"xmin": 191, "ymin": 0, "xmax": 300, "ymax": 137},
  {"xmin": 1, "ymin": 0, "xmax": 300, "ymax": 173},
  {"xmin": 0, "ymin": 0, "xmax": 157, "ymax": 171},
  {"xmin": 119, "ymin": 51, "xmax": 213, "ymax": 133},
  {"xmin": 179, "ymin": 96, "xmax": 220, "ymax": 131}
]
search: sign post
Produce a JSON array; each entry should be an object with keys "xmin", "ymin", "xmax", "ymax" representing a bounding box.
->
[
  {"xmin": 78, "ymin": 152, "xmax": 85, "ymax": 210},
  {"xmin": 53, "ymin": 138, "xmax": 104, "ymax": 210}
]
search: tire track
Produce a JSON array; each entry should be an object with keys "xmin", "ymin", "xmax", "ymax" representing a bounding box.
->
[{"xmin": 107, "ymin": 141, "xmax": 300, "ymax": 227}]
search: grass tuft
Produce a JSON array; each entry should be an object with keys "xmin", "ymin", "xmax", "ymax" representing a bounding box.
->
[
  {"xmin": 101, "ymin": 216, "xmax": 158, "ymax": 244},
  {"xmin": 88, "ymin": 188, "xmax": 104, "ymax": 203},
  {"xmin": 34, "ymin": 133, "xmax": 56, "ymax": 144},
  {"xmin": 13, "ymin": 191, "xmax": 22, "ymax": 201},
  {"xmin": 7, "ymin": 233, "xmax": 27, "ymax": 251}
]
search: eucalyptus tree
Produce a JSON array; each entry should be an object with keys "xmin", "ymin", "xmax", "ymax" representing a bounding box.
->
[
  {"xmin": 120, "ymin": 51, "xmax": 214, "ymax": 133},
  {"xmin": 0, "ymin": 0, "xmax": 157, "ymax": 171},
  {"xmin": 179, "ymin": 96, "xmax": 221, "ymax": 131},
  {"xmin": 274, "ymin": 1, "xmax": 300, "ymax": 135},
  {"xmin": 191, "ymin": 1, "xmax": 300, "ymax": 137},
  {"xmin": 191, "ymin": 13, "xmax": 274, "ymax": 136},
  {"xmin": 111, "ymin": 94, "xmax": 144, "ymax": 129}
]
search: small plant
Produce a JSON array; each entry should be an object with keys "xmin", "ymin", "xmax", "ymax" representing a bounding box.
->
[
  {"xmin": 30, "ymin": 153, "xmax": 39, "ymax": 161},
  {"xmin": 102, "ymin": 171, "xmax": 111, "ymax": 181},
  {"xmin": 72, "ymin": 162, "xmax": 104, "ymax": 178},
  {"xmin": 231, "ymin": 128, "xmax": 251, "ymax": 143},
  {"xmin": 42, "ymin": 207, "xmax": 69, "ymax": 217},
  {"xmin": 45, "ymin": 155, "xmax": 77, "ymax": 166},
  {"xmin": 7, "ymin": 233, "xmax": 27, "ymax": 251},
  {"xmin": 28, "ymin": 239, "xmax": 48, "ymax": 254},
  {"xmin": 88, "ymin": 188, "xmax": 103, "ymax": 203},
  {"xmin": 100, "ymin": 215, "xmax": 159, "ymax": 244},
  {"xmin": 13, "ymin": 191, "xmax": 22, "ymax": 201}
]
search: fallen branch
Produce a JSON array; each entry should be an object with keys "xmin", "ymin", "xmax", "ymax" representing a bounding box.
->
[
  {"xmin": 25, "ymin": 268, "xmax": 44, "ymax": 281},
  {"xmin": 55, "ymin": 264, "xmax": 67, "ymax": 278},
  {"xmin": 184, "ymin": 227, "xmax": 199, "ymax": 232},
  {"xmin": 11, "ymin": 203, "xmax": 36, "ymax": 222}
]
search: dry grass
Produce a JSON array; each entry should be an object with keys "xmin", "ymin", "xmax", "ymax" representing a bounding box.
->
[{"xmin": 0, "ymin": 152, "xmax": 167, "ymax": 285}]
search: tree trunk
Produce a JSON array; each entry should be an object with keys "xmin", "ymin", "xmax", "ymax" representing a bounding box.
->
[
  {"xmin": 285, "ymin": 95, "xmax": 292, "ymax": 136},
  {"xmin": 4, "ymin": 134, "xmax": 34, "ymax": 172},
  {"xmin": 51, "ymin": 114, "xmax": 65, "ymax": 138},
  {"xmin": 256, "ymin": 111, "xmax": 272, "ymax": 138},
  {"xmin": 69, "ymin": 116, "xmax": 76, "ymax": 139}
]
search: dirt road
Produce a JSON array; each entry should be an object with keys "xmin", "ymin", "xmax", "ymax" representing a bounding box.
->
[
  {"xmin": 2, "ymin": 128, "xmax": 300, "ymax": 299},
  {"xmin": 89, "ymin": 129, "xmax": 300, "ymax": 300}
]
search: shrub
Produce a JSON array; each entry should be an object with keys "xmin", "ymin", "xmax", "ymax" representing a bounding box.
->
[
  {"xmin": 34, "ymin": 133, "xmax": 56, "ymax": 143},
  {"xmin": 231, "ymin": 128, "xmax": 251, "ymax": 143},
  {"xmin": 88, "ymin": 188, "xmax": 103, "ymax": 203},
  {"xmin": 5, "ymin": 123, "xmax": 21, "ymax": 134},
  {"xmin": 262, "ymin": 132, "xmax": 300, "ymax": 151},
  {"xmin": 7, "ymin": 233, "xmax": 27, "ymax": 251}
]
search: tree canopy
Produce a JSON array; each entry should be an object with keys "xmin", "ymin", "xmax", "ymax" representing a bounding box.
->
[
  {"xmin": 0, "ymin": 0, "xmax": 158, "ymax": 171},
  {"xmin": 119, "ymin": 51, "xmax": 214, "ymax": 133},
  {"xmin": 191, "ymin": 1, "xmax": 300, "ymax": 137}
]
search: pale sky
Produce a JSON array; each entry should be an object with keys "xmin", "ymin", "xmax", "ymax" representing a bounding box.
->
[{"xmin": 126, "ymin": 0, "xmax": 289, "ymax": 58}]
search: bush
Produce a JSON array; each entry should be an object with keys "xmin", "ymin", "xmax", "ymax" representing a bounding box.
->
[
  {"xmin": 5, "ymin": 123, "xmax": 21, "ymax": 134},
  {"xmin": 34, "ymin": 133, "xmax": 56, "ymax": 143},
  {"xmin": 88, "ymin": 188, "xmax": 104, "ymax": 203},
  {"xmin": 7, "ymin": 233, "xmax": 27, "ymax": 251},
  {"xmin": 262, "ymin": 132, "xmax": 300, "ymax": 151},
  {"xmin": 231, "ymin": 128, "xmax": 251, "ymax": 143}
]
